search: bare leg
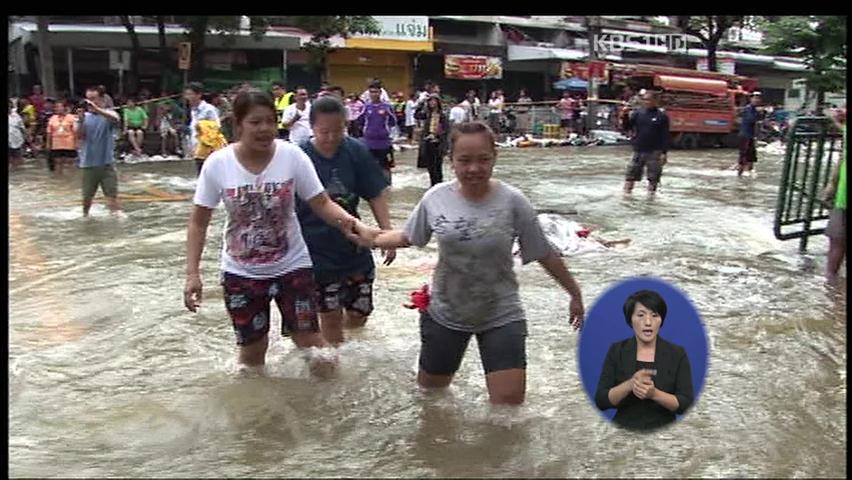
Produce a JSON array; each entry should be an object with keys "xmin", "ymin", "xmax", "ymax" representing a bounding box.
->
[
  {"xmin": 319, "ymin": 309, "xmax": 345, "ymax": 346},
  {"xmin": 417, "ymin": 370, "xmax": 453, "ymax": 389},
  {"xmin": 485, "ymin": 368, "xmax": 526, "ymax": 405},
  {"xmin": 105, "ymin": 196, "xmax": 122, "ymax": 213},
  {"xmin": 623, "ymin": 180, "xmax": 635, "ymax": 194},
  {"xmin": 344, "ymin": 310, "xmax": 368, "ymax": 329},
  {"xmin": 135, "ymin": 131, "xmax": 145, "ymax": 155},
  {"xmin": 826, "ymin": 237, "xmax": 847, "ymax": 285},
  {"xmin": 238, "ymin": 334, "xmax": 269, "ymax": 366},
  {"xmin": 648, "ymin": 181, "xmax": 659, "ymax": 193},
  {"xmin": 291, "ymin": 331, "xmax": 337, "ymax": 378}
]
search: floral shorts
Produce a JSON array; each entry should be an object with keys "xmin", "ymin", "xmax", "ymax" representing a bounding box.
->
[{"xmin": 221, "ymin": 269, "xmax": 320, "ymax": 346}]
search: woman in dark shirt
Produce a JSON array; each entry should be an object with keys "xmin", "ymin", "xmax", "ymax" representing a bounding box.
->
[{"xmin": 595, "ymin": 290, "xmax": 694, "ymax": 431}]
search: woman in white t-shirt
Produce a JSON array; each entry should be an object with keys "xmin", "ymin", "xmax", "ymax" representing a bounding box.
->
[{"xmin": 185, "ymin": 90, "xmax": 367, "ymax": 372}]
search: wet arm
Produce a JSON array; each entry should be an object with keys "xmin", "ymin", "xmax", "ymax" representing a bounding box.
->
[
  {"xmin": 185, "ymin": 206, "xmax": 213, "ymax": 276},
  {"xmin": 373, "ymin": 230, "xmax": 410, "ymax": 249},
  {"xmin": 366, "ymin": 189, "xmax": 393, "ymax": 230},
  {"xmin": 537, "ymin": 251, "xmax": 582, "ymax": 300},
  {"xmin": 307, "ymin": 192, "xmax": 359, "ymax": 233}
]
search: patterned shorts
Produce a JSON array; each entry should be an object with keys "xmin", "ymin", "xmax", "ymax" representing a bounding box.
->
[
  {"xmin": 221, "ymin": 269, "xmax": 320, "ymax": 346},
  {"xmin": 314, "ymin": 270, "xmax": 375, "ymax": 317}
]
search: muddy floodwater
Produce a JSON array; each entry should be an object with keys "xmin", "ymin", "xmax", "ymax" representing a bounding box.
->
[{"xmin": 8, "ymin": 145, "xmax": 846, "ymax": 478}]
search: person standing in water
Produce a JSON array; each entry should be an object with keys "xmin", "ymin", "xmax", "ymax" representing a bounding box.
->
[
  {"xmin": 623, "ymin": 90, "xmax": 669, "ymax": 194},
  {"xmin": 296, "ymin": 96, "xmax": 396, "ymax": 346},
  {"xmin": 359, "ymin": 80, "xmax": 397, "ymax": 183},
  {"xmin": 346, "ymin": 121, "xmax": 585, "ymax": 405},
  {"xmin": 416, "ymin": 94, "xmax": 449, "ymax": 187},
  {"xmin": 184, "ymin": 90, "xmax": 369, "ymax": 372},
  {"xmin": 77, "ymin": 86, "xmax": 124, "ymax": 218}
]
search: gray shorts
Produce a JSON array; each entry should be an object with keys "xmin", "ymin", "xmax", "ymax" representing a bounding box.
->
[
  {"xmin": 826, "ymin": 208, "xmax": 846, "ymax": 240},
  {"xmin": 419, "ymin": 311, "xmax": 527, "ymax": 375},
  {"xmin": 626, "ymin": 151, "xmax": 664, "ymax": 183},
  {"xmin": 81, "ymin": 164, "xmax": 119, "ymax": 201}
]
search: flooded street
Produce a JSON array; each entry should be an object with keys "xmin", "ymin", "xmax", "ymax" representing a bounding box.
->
[{"xmin": 8, "ymin": 145, "xmax": 846, "ymax": 478}]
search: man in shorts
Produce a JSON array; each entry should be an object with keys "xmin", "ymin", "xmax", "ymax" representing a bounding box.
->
[
  {"xmin": 623, "ymin": 90, "xmax": 670, "ymax": 194},
  {"xmin": 296, "ymin": 96, "xmax": 396, "ymax": 346},
  {"xmin": 77, "ymin": 86, "xmax": 124, "ymax": 217},
  {"xmin": 822, "ymin": 111, "xmax": 846, "ymax": 285},
  {"xmin": 738, "ymin": 92, "xmax": 763, "ymax": 177},
  {"xmin": 183, "ymin": 82, "xmax": 220, "ymax": 174}
]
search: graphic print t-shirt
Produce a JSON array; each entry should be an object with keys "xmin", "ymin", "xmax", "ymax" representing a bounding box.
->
[
  {"xmin": 193, "ymin": 140, "xmax": 325, "ymax": 279},
  {"xmin": 296, "ymin": 137, "xmax": 389, "ymax": 275},
  {"xmin": 403, "ymin": 180, "xmax": 554, "ymax": 332}
]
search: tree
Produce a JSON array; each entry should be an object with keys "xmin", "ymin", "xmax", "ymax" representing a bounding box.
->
[
  {"xmin": 760, "ymin": 16, "xmax": 847, "ymax": 112},
  {"xmin": 173, "ymin": 16, "xmax": 270, "ymax": 83},
  {"xmin": 35, "ymin": 16, "xmax": 56, "ymax": 96},
  {"xmin": 288, "ymin": 16, "xmax": 381, "ymax": 82},
  {"xmin": 675, "ymin": 16, "xmax": 745, "ymax": 72}
]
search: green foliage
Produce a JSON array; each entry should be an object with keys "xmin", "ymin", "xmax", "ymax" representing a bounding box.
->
[
  {"xmin": 761, "ymin": 16, "xmax": 847, "ymax": 96},
  {"xmin": 289, "ymin": 16, "xmax": 381, "ymax": 71}
]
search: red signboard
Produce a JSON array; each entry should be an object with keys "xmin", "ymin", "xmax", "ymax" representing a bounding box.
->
[
  {"xmin": 561, "ymin": 61, "xmax": 608, "ymax": 81},
  {"xmin": 444, "ymin": 55, "xmax": 503, "ymax": 80}
]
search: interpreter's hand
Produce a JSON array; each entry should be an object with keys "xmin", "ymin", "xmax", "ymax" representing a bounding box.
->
[
  {"xmin": 569, "ymin": 295, "xmax": 585, "ymax": 331},
  {"xmin": 381, "ymin": 248, "xmax": 397, "ymax": 266},
  {"xmin": 184, "ymin": 274, "xmax": 203, "ymax": 312},
  {"xmin": 631, "ymin": 369, "xmax": 656, "ymax": 399}
]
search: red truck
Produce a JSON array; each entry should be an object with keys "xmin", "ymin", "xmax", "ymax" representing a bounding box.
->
[{"xmin": 609, "ymin": 63, "xmax": 757, "ymax": 149}]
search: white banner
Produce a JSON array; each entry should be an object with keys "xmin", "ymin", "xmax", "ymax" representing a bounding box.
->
[{"xmin": 354, "ymin": 16, "xmax": 429, "ymax": 42}]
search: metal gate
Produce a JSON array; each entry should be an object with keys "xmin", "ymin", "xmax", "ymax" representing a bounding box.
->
[{"xmin": 774, "ymin": 117, "xmax": 844, "ymax": 252}]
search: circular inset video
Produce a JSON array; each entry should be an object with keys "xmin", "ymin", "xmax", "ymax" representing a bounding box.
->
[{"xmin": 578, "ymin": 277, "xmax": 708, "ymax": 432}]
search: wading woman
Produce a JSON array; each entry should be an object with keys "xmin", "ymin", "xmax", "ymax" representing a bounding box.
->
[
  {"xmin": 184, "ymin": 90, "xmax": 366, "ymax": 373},
  {"xmin": 348, "ymin": 121, "xmax": 585, "ymax": 405},
  {"xmin": 594, "ymin": 290, "xmax": 694, "ymax": 431}
]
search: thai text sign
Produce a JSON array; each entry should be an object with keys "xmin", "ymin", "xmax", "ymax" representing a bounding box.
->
[{"xmin": 444, "ymin": 55, "xmax": 503, "ymax": 80}]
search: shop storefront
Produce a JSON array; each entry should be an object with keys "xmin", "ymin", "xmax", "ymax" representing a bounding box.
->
[{"xmin": 326, "ymin": 16, "xmax": 432, "ymax": 97}]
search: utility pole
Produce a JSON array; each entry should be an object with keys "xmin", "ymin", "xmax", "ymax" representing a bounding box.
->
[{"xmin": 585, "ymin": 15, "xmax": 600, "ymax": 135}]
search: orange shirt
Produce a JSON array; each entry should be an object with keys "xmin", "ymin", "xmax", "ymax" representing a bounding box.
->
[{"xmin": 48, "ymin": 114, "xmax": 78, "ymax": 151}]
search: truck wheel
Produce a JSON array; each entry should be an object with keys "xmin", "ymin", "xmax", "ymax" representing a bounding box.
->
[{"xmin": 681, "ymin": 133, "xmax": 699, "ymax": 150}]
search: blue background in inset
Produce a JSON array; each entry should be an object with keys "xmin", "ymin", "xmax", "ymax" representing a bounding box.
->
[{"xmin": 578, "ymin": 277, "xmax": 709, "ymax": 421}]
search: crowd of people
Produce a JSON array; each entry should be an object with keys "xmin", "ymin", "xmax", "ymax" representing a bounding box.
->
[{"xmin": 7, "ymin": 74, "xmax": 846, "ymax": 409}]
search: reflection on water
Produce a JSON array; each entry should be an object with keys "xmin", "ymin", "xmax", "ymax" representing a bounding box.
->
[{"xmin": 9, "ymin": 147, "xmax": 846, "ymax": 477}]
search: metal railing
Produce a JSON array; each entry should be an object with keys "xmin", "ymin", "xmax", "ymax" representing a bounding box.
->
[{"xmin": 774, "ymin": 116, "xmax": 844, "ymax": 252}]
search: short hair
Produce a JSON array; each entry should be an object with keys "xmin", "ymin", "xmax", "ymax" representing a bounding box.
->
[
  {"xmin": 449, "ymin": 121, "xmax": 497, "ymax": 156},
  {"xmin": 295, "ymin": 85, "xmax": 307, "ymax": 93},
  {"xmin": 184, "ymin": 82, "xmax": 204, "ymax": 95},
  {"xmin": 86, "ymin": 85, "xmax": 104, "ymax": 97},
  {"xmin": 369, "ymin": 80, "xmax": 383, "ymax": 90},
  {"xmin": 623, "ymin": 290, "xmax": 667, "ymax": 328},
  {"xmin": 310, "ymin": 95, "xmax": 347, "ymax": 126},
  {"xmin": 232, "ymin": 89, "xmax": 276, "ymax": 125},
  {"xmin": 329, "ymin": 86, "xmax": 345, "ymax": 97},
  {"xmin": 271, "ymin": 81, "xmax": 285, "ymax": 89}
]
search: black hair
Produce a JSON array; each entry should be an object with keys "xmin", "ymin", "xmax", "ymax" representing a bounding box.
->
[
  {"xmin": 449, "ymin": 121, "xmax": 497, "ymax": 156},
  {"xmin": 294, "ymin": 85, "xmax": 307, "ymax": 93},
  {"xmin": 271, "ymin": 81, "xmax": 285, "ymax": 89},
  {"xmin": 309, "ymin": 95, "xmax": 347, "ymax": 126},
  {"xmin": 86, "ymin": 85, "xmax": 104, "ymax": 97},
  {"xmin": 232, "ymin": 89, "xmax": 276, "ymax": 125},
  {"xmin": 369, "ymin": 80, "xmax": 383, "ymax": 90},
  {"xmin": 184, "ymin": 82, "xmax": 204, "ymax": 95},
  {"xmin": 623, "ymin": 290, "xmax": 667, "ymax": 328}
]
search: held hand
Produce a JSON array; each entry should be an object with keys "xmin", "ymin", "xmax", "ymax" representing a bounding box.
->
[
  {"xmin": 184, "ymin": 274, "xmax": 203, "ymax": 312},
  {"xmin": 381, "ymin": 248, "xmax": 397, "ymax": 266},
  {"xmin": 631, "ymin": 369, "xmax": 656, "ymax": 399},
  {"xmin": 568, "ymin": 295, "xmax": 585, "ymax": 331}
]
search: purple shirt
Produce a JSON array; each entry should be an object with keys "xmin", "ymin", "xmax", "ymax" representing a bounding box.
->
[{"xmin": 359, "ymin": 101, "xmax": 397, "ymax": 150}]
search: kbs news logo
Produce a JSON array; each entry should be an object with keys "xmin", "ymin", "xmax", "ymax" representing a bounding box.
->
[{"xmin": 594, "ymin": 34, "xmax": 689, "ymax": 54}]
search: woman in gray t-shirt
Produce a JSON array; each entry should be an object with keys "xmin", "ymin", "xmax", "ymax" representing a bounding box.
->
[{"xmin": 348, "ymin": 121, "xmax": 585, "ymax": 405}]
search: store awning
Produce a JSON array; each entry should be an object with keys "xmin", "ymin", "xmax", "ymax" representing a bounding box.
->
[
  {"xmin": 507, "ymin": 45, "xmax": 621, "ymax": 62},
  {"xmin": 654, "ymin": 75, "xmax": 729, "ymax": 95}
]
